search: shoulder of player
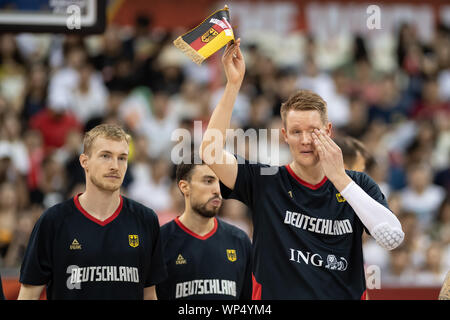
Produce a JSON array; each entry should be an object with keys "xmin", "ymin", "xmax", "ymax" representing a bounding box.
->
[
  {"xmin": 216, "ymin": 218, "xmax": 251, "ymax": 243},
  {"xmin": 158, "ymin": 219, "xmax": 179, "ymax": 242},
  {"xmin": 345, "ymin": 170, "xmax": 375, "ymax": 187},
  {"xmin": 36, "ymin": 198, "xmax": 76, "ymax": 227},
  {"xmin": 160, "ymin": 219, "xmax": 177, "ymax": 235},
  {"xmin": 235, "ymin": 154, "xmax": 274, "ymax": 170},
  {"xmin": 121, "ymin": 196, "xmax": 159, "ymax": 222}
]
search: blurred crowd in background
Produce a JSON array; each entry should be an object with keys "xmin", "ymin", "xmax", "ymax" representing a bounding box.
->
[{"xmin": 0, "ymin": 13, "xmax": 448, "ymax": 289}]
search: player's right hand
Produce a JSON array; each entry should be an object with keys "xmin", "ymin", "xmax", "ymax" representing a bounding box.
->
[{"xmin": 222, "ymin": 38, "xmax": 245, "ymax": 87}]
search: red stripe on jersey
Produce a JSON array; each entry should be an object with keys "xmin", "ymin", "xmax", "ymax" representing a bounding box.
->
[
  {"xmin": 361, "ymin": 290, "xmax": 368, "ymax": 300},
  {"xmin": 252, "ymin": 274, "xmax": 262, "ymax": 300},
  {"xmin": 174, "ymin": 216, "xmax": 218, "ymax": 240},
  {"xmin": 285, "ymin": 164, "xmax": 328, "ymax": 190},
  {"xmin": 74, "ymin": 193, "xmax": 123, "ymax": 227}
]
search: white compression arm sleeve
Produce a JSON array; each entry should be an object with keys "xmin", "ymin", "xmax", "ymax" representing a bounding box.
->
[{"xmin": 340, "ymin": 181, "xmax": 404, "ymax": 250}]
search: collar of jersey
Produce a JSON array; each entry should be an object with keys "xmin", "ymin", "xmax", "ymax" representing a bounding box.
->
[
  {"xmin": 174, "ymin": 216, "xmax": 218, "ymax": 240},
  {"xmin": 285, "ymin": 164, "xmax": 328, "ymax": 190},
  {"xmin": 73, "ymin": 193, "xmax": 123, "ymax": 226}
]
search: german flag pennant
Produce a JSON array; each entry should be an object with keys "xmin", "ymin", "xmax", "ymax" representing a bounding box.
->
[{"xmin": 173, "ymin": 5, "xmax": 234, "ymax": 65}]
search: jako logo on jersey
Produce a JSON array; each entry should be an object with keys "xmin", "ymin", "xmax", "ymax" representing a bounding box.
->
[
  {"xmin": 289, "ymin": 248, "xmax": 348, "ymax": 271},
  {"xmin": 70, "ymin": 239, "xmax": 81, "ymax": 250},
  {"xmin": 336, "ymin": 193, "xmax": 346, "ymax": 202},
  {"xmin": 226, "ymin": 249, "xmax": 237, "ymax": 262},
  {"xmin": 176, "ymin": 254, "xmax": 187, "ymax": 265},
  {"xmin": 128, "ymin": 235, "xmax": 139, "ymax": 247}
]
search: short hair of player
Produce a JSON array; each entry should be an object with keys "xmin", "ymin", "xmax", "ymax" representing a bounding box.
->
[
  {"xmin": 280, "ymin": 90, "xmax": 328, "ymax": 127},
  {"xmin": 83, "ymin": 124, "xmax": 131, "ymax": 156},
  {"xmin": 175, "ymin": 153, "xmax": 205, "ymax": 184}
]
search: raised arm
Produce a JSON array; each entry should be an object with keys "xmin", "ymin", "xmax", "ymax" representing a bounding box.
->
[
  {"xmin": 199, "ymin": 39, "xmax": 245, "ymax": 189},
  {"xmin": 312, "ymin": 128, "xmax": 404, "ymax": 250}
]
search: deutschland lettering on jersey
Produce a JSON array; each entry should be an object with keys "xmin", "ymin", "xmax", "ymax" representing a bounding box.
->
[
  {"xmin": 19, "ymin": 195, "xmax": 167, "ymax": 300},
  {"xmin": 156, "ymin": 217, "xmax": 252, "ymax": 300},
  {"xmin": 220, "ymin": 156, "xmax": 391, "ymax": 300}
]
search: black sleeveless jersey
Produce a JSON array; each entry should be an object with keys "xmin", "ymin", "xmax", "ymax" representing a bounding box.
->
[
  {"xmin": 19, "ymin": 194, "xmax": 167, "ymax": 300},
  {"xmin": 156, "ymin": 217, "xmax": 252, "ymax": 300},
  {"xmin": 221, "ymin": 157, "xmax": 390, "ymax": 300}
]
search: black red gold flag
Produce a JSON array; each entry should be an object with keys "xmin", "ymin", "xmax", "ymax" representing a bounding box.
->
[{"xmin": 173, "ymin": 5, "xmax": 235, "ymax": 65}]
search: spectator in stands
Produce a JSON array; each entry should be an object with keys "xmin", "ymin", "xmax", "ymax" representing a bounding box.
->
[
  {"xmin": 400, "ymin": 163, "xmax": 446, "ymax": 229},
  {"xmin": 29, "ymin": 93, "xmax": 81, "ymax": 152},
  {"xmin": 138, "ymin": 90, "xmax": 180, "ymax": 159},
  {"xmin": 0, "ymin": 182, "xmax": 18, "ymax": 260},
  {"xmin": 411, "ymin": 77, "xmax": 450, "ymax": 121},
  {"xmin": 381, "ymin": 245, "xmax": 416, "ymax": 287},
  {"xmin": 71, "ymin": 62, "xmax": 108, "ymax": 125},
  {"xmin": 0, "ymin": 34, "xmax": 26, "ymax": 113},
  {"xmin": 415, "ymin": 242, "xmax": 448, "ymax": 286},
  {"xmin": 128, "ymin": 156, "xmax": 172, "ymax": 213},
  {"xmin": 20, "ymin": 63, "xmax": 48, "ymax": 126}
]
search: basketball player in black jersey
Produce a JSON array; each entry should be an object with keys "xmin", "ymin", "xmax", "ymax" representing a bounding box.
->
[
  {"xmin": 18, "ymin": 124, "xmax": 167, "ymax": 300},
  {"xmin": 200, "ymin": 39, "xmax": 404, "ymax": 299},
  {"xmin": 156, "ymin": 156, "xmax": 252, "ymax": 300}
]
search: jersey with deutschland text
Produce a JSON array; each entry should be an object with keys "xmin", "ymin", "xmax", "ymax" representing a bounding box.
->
[
  {"xmin": 156, "ymin": 217, "xmax": 252, "ymax": 300},
  {"xmin": 220, "ymin": 156, "xmax": 390, "ymax": 299},
  {"xmin": 20, "ymin": 194, "xmax": 167, "ymax": 300}
]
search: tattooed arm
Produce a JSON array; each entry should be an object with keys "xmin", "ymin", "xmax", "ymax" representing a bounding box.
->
[{"xmin": 438, "ymin": 270, "xmax": 450, "ymax": 300}]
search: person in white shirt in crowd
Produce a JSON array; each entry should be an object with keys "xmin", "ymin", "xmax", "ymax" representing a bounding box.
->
[
  {"xmin": 400, "ymin": 162, "xmax": 446, "ymax": 230},
  {"xmin": 128, "ymin": 156, "xmax": 172, "ymax": 213},
  {"xmin": 137, "ymin": 90, "xmax": 180, "ymax": 160},
  {"xmin": 71, "ymin": 62, "xmax": 108, "ymax": 124}
]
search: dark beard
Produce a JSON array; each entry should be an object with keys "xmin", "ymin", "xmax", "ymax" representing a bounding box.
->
[{"xmin": 192, "ymin": 199, "xmax": 221, "ymax": 218}]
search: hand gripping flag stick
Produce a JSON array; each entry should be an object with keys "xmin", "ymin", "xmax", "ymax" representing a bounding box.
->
[{"xmin": 173, "ymin": 5, "xmax": 235, "ymax": 65}]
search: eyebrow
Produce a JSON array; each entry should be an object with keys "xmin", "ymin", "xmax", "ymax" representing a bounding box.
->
[
  {"xmin": 203, "ymin": 175, "xmax": 217, "ymax": 180},
  {"xmin": 290, "ymin": 126, "xmax": 318, "ymax": 130},
  {"xmin": 98, "ymin": 150, "xmax": 129, "ymax": 156}
]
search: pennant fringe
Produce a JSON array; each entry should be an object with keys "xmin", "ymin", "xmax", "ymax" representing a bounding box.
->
[{"xmin": 173, "ymin": 36, "xmax": 205, "ymax": 65}]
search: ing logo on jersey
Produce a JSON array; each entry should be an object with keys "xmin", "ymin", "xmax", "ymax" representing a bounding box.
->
[
  {"xmin": 128, "ymin": 235, "xmax": 139, "ymax": 248},
  {"xmin": 226, "ymin": 249, "xmax": 237, "ymax": 262},
  {"xmin": 336, "ymin": 193, "xmax": 346, "ymax": 203}
]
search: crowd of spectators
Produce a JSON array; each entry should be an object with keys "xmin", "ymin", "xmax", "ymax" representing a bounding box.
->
[{"xmin": 0, "ymin": 15, "xmax": 448, "ymax": 288}]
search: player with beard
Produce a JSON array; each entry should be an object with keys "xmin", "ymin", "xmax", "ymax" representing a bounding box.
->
[
  {"xmin": 155, "ymin": 155, "xmax": 252, "ymax": 300},
  {"xmin": 18, "ymin": 124, "xmax": 167, "ymax": 300}
]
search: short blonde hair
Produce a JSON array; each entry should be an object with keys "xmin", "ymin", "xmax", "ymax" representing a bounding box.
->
[
  {"xmin": 280, "ymin": 90, "xmax": 328, "ymax": 127},
  {"xmin": 83, "ymin": 124, "xmax": 131, "ymax": 156}
]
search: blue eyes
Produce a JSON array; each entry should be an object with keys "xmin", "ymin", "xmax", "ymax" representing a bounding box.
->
[{"xmin": 100, "ymin": 154, "xmax": 127, "ymax": 161}]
